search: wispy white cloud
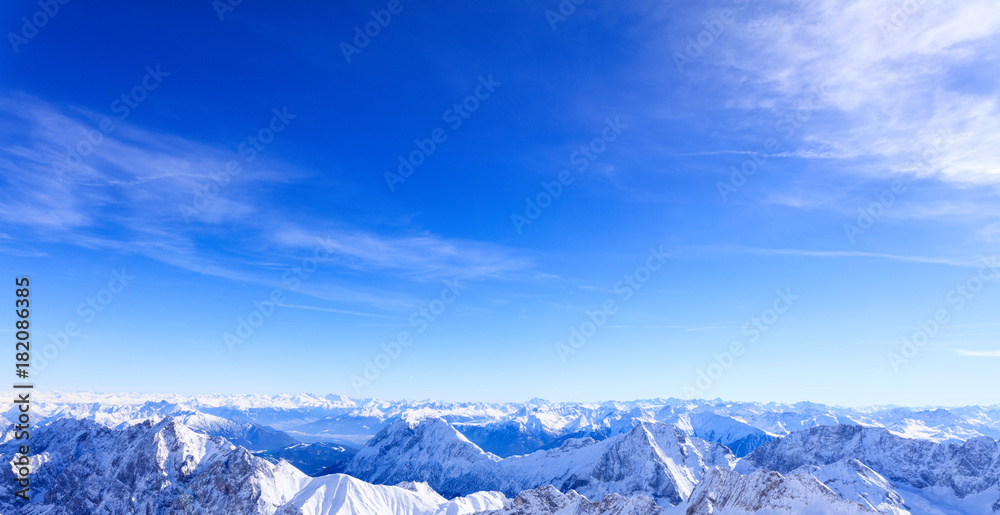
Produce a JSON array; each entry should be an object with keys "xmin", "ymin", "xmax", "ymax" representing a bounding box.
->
[
  {"xmin": 707, "ymin": 0, "xmax": 1000, "ymax": 184},
  {"xmin": 0, "ymin": 93, "xmax": 274, "ymax": 235},
  {"xmin": 271, "ymin": 225, "xmax": 533, "ymax": 281},
  {"xmin": 0, "ymin": 94, "xmax": 533, "ymax": 304}
]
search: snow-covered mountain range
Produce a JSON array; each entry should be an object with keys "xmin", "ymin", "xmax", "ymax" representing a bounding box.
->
[
  {"xmin": 8, "ymin": 392, "xmax": 1000, "ymax": 450},
  {"xmin": 2, "ymin": 392, "xmax": 999, "ymax": 514}
]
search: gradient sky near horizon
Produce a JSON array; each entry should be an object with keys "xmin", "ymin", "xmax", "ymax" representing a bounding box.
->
[{"xmin": 2, "ymin": 0, "xmax": 999, "ymax": 406}]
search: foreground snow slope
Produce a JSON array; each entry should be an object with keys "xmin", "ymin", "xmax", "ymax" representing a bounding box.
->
[{"xmin": 276, "ymin": 474, "xmax": 505, "ymax": 515}]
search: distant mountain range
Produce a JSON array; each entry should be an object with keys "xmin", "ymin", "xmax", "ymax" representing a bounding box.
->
[{"xmin": 2, "ymin": 392, "xmax": 999, "ymax": 513}]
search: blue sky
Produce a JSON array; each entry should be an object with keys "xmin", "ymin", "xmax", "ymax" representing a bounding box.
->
[{"xmin": 2, "ymin": 0, "xmax": 999, "ymax": 406}]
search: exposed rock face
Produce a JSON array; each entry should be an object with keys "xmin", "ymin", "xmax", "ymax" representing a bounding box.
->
[
  {"xmin": 739, "ymin": 424, "xmax": 1000, "ymax": 498},
  {"xmin": 684, "ymin": 468, "xmax": 877, "ymax": 514},
  {"xmin": 480, "ymin": 485, "xmax": 665, "ymax": 515},
  {"xmin": 0, "ymin": 417, "xmax": 307, "ymax": 515}
]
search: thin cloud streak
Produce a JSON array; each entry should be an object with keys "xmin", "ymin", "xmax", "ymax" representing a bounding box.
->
[
  {"xmin": 667, "ymin": 149, "xmax": 861, "ymax": 159},
  {"xmin": 276, "ymin": 303, "xmax": 401, "ymax": 320},
  {"xmin": 956, "ymin": 349, "xmax": 1000, "ymax": 357},
  {"xmin": 683, "ymin": 244, "xmax": 982, "ymax": 268}
]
